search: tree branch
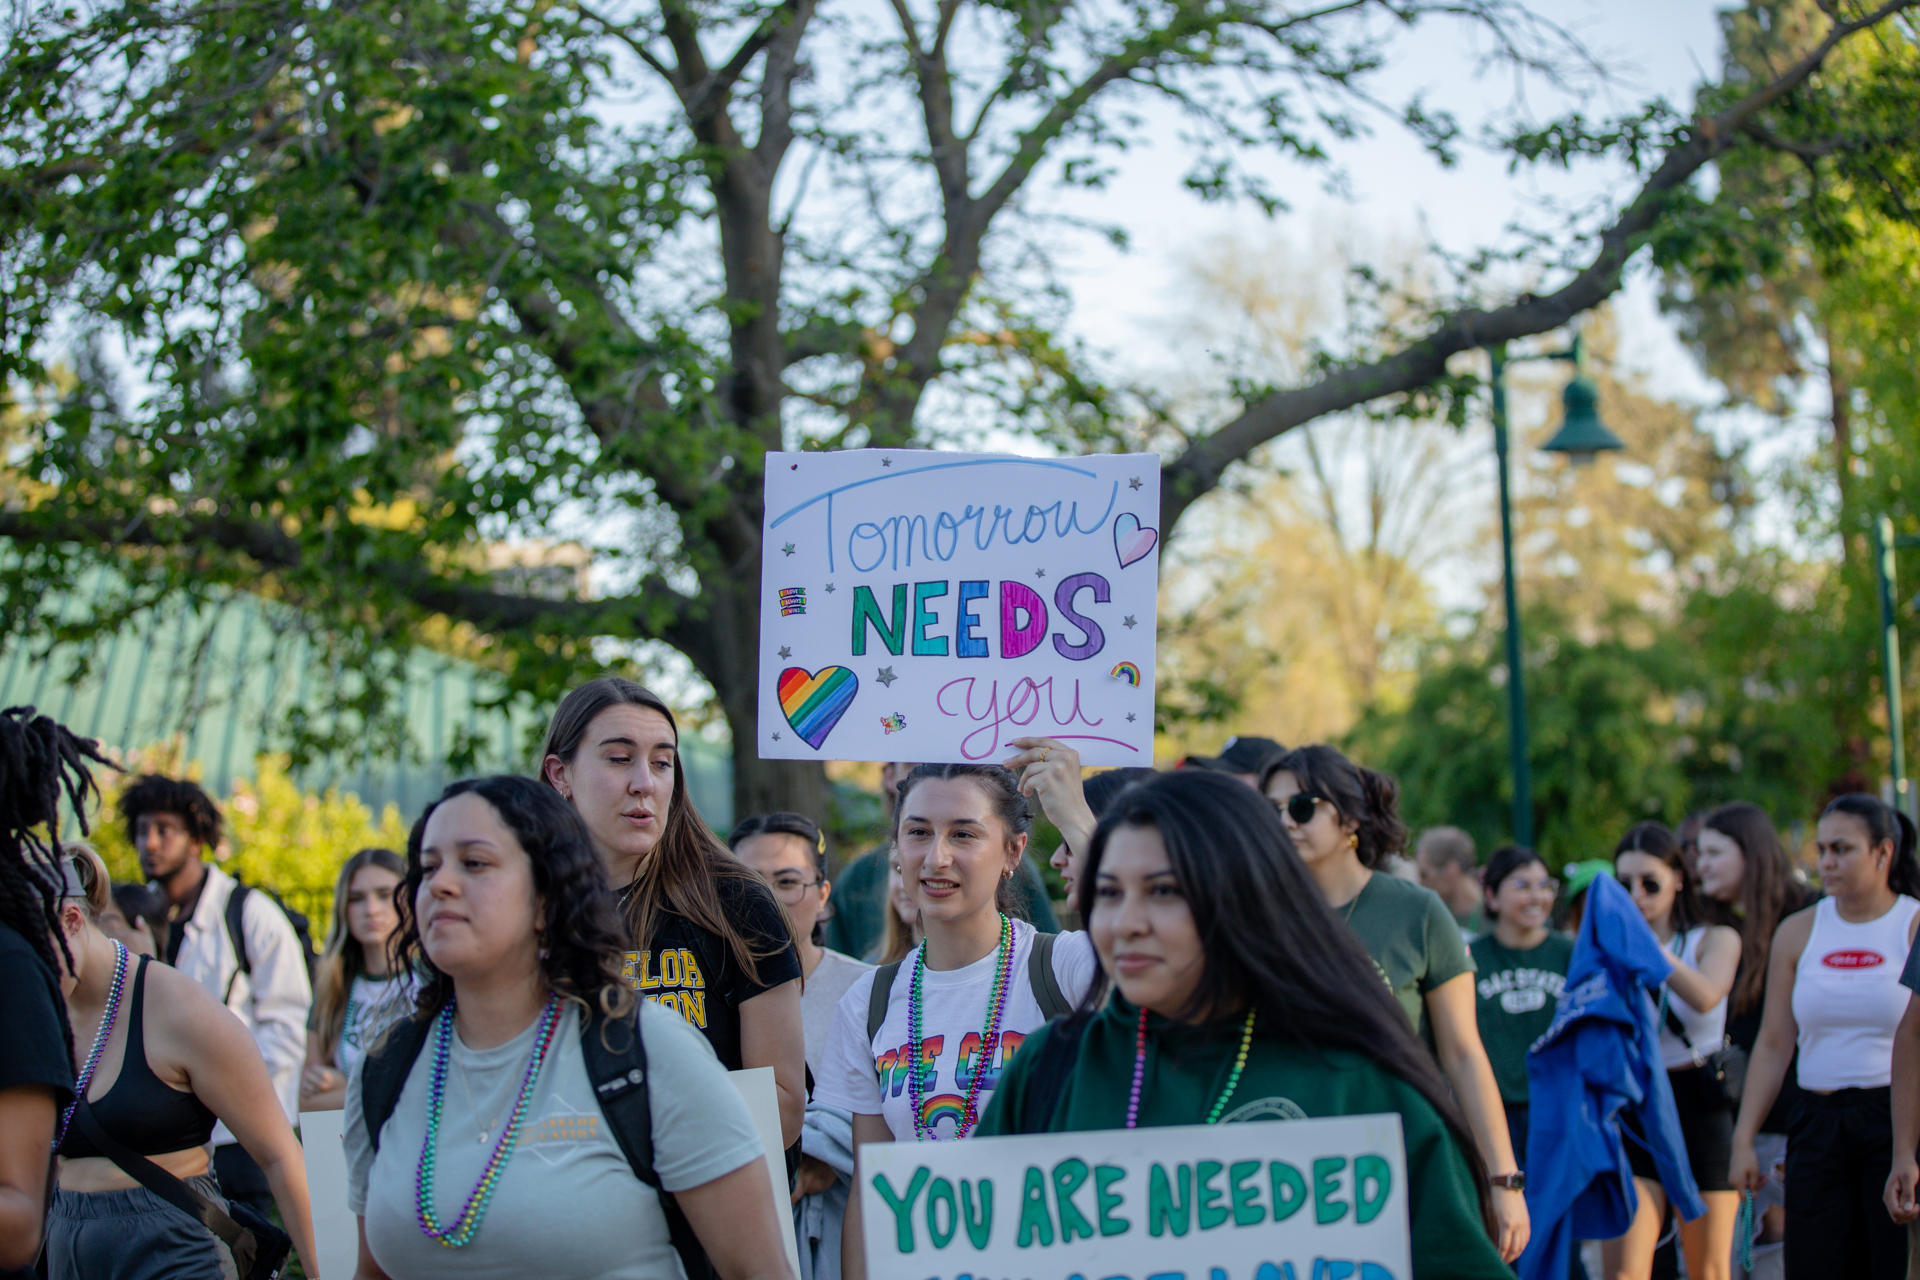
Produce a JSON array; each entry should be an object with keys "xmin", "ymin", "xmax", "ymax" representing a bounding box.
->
[{"xmin": 1158, "ymin": 0, "xmax": 1919, "ymax": 537}]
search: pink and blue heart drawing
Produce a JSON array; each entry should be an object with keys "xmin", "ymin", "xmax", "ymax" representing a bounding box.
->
[{"xmin": 1113, "ymin": 512, "xmax": 1159, "ymax": 569}]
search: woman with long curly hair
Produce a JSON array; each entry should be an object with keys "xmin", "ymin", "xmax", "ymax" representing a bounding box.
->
[{"xmin": 344, "ymin": 775, "xmax": 791, "ymax": 1280}]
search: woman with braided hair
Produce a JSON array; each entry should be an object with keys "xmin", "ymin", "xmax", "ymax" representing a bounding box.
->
[{"xmin": 0, "ymin": 707, "xmax": 112, "ymax": 1277}]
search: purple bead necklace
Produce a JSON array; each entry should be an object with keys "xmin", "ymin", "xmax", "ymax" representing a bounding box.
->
[
  {"xmin": 907, "ymin": 913, "xmax": 1014, "ymax": 1140},
  {"xmin": 55, "ymin": 940, "xmax": 130, "ymax": 1149}
]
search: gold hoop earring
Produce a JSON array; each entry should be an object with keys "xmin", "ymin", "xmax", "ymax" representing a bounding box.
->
[{"xmin": 1347, "ymin": 832, "xmax": 1360, "ymax": 852}]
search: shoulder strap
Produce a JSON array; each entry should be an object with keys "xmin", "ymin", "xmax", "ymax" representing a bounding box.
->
[
  {"xmin": 362, "ymin": 1013, "xmax": 435, "ymax": 1155},
  {"xmin": 223, "ymin": 878, "xmax": 251, "ymax": 978},
  {"xmin": 580, "ymin": 1008, "xmax": 715, "ymax": 1280},
  {"xmin": 1020, "ymin": 1014, "xmax": 1090, "ymax": 1134},
  {"xmin": 70, "ymin": 1103, "xmax": 262, "ymax": 1267},
  {"xmin": 1027, "ymin": 930, "xmax": 1071, "ymax": 1020},
  {"xmin": 867, "ymin": 961, "xmax": 902, "ymax": 1044}
]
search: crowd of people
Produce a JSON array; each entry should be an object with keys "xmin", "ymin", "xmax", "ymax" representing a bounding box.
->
[{"xmin": 2, "ymin": 688, "xmax": 1918, "ymax": 1280}]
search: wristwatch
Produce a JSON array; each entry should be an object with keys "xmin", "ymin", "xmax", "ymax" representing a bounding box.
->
[{"xmin": 1488, "ymin": 1172, "xmax": 1526, "ymax": 1191}]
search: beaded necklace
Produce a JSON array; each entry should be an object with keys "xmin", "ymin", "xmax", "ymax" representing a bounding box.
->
[
  {"xmin": 1122, "ymin": 1004, "xmax": 1258, "ymax": 1129},
  {"xmin": 907, "ymin": 913, "xmax": 1013, "ymax": 1141},
  {"xmin": 56, "ymin": 940, "xmax": 129, "ymax": 1149},
  {"xmin": 415, "ymin": 993, "xmax": 564, "ymax": 1248}
]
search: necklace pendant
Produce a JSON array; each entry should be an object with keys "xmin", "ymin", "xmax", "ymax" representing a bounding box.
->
[{"xmin": 478, "ymin": 1130, "xmax": 489, "ymax": 1145}]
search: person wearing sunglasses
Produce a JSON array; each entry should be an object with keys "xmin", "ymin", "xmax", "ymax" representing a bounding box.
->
[
  {"xmin": 1609, "ymin": 820, "xmax": 1743, "ymax": 1280},
  {"xmin": 1262, "ymin": 744, "xmax": 1529, "ymax": 1264},
  {"xmin": 1468, "ymin": 845, "xmax": 1572, "ymax": 1174}
]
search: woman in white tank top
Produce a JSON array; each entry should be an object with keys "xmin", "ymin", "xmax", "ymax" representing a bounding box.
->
[
  {"xmin": 1608, "ymin": 821, "xmax": 1743, "ymax": 1280},
  {"xmin": 1731, "ymin": 794, "xmax": 1920, "ymax": 1280}
]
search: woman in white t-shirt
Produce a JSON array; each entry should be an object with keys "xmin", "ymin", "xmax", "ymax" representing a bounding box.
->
[
  {"xmin": 343, "ymin": 775, "xmax": 791, "ymax": 1280},
  {"xmin": 817, "ymin": 762, "xmax": 1097, "ymax": 1280},
  {"xmin": 302, "ymin": 847, "xmax": 417, "ymax": 1110}
]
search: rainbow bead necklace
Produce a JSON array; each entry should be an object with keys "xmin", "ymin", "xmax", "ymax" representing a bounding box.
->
[
  {"xmin": 1122, "ymin": 1004, "xmax": 1257, "ymax": 1129},
  {"xmin": 56, "ymin": 940, "xmax": 129, "ymax": 1149},
  {"xmin": 415, "ymin": 993, "xmax": 563, "ymax": 1248},
  {"xmin": 907, "ymin": 913, "xmax": 1013, "ymax": 1140}
]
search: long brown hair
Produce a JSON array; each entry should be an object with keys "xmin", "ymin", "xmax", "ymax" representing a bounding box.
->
[
  {"xmin": 1702, "ymin": 803, "xmax": 1807, "ymax": 1016},
  {"xmin": 541, "ymin": 677, "xmax": 786, "ymax": 984},
  {"xmin": 312, "ymin": 847, "xmax": 406, "ymax": 1060}
]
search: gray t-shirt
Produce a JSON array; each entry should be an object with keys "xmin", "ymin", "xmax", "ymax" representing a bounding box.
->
[
  {"xmin": 800, "ymin": 948, "xmax": 874, "ymax": 1079},
  {"xmin": 346, "ymin": 1000, "xmax": 763, "ymax": 1279}
]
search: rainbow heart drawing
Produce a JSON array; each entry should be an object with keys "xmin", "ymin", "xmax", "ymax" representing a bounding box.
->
[
  {"xmin": 1110, "ymin": 661, "xmax": 1142, "ymax": 686},
  {"xmin": 777, "ymin": 666, "xmax": 859, "ymax": 750},
  {"xmin": 1113, "ymin": 512, "xmax": 1159, "ymax": 569}
]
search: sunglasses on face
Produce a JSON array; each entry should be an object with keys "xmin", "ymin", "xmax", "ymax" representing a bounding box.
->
[
  {"xmin": 1276, "ymin": 793, "xmax": 1326, "ymax": 825},
  {"xmin": 1619, "ymin": 873, "xmax": 1667, "ymax": 896}
]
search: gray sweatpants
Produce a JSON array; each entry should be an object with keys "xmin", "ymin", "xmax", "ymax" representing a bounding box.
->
[{"xmin": 46, "ymin": 1172, "xmax": 238, "ymax": 1280}]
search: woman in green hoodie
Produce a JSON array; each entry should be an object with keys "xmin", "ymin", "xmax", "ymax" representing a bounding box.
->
[{"xmin": 975, "ymin": 769, "xmax": 1510, "ymax": 1280}]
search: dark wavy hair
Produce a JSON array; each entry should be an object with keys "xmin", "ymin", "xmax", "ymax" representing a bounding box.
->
[
  {"xmin": 1480, "ymin": 844, "xmax": 1548, "ymax": 921},
  {"xmin": 1615, "ymin": 820, "xmax": 1710, "ymax": 932},
  {"xmin": 541, "ymin": 677, "xmax": 786, "ymax": 984},
  {"xmin": 118, "ymin": 774, "xmax": 222, "ymax": 848},
  {"xmin": 1074, "ymin": 771, "xmax": 1494, "ymax": 1236},
  {"xmin": 395, "ymin": 776, "xmax": 634, "ymax": 1024},
  {"xmin": 893, "ymin": 763, "xmax": 1033, "ymax": 917},
  {"xmin": 1261, "ymin": 744, "xmax": 1408, "ymax": 869},
  {"xmin": 1703, "ymin": 802, "xmax": 1810, "ymax": 1015},
  {"xmin": 1821, "ymin": 793, "xmax": 1920, "ymax": 899}
]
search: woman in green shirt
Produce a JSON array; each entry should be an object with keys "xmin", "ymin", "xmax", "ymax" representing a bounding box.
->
[
  {"xmin": 1262, "ymin": 744, "xmax": 1529, "ymax": 1262},
  {"xmin": 1467, "ymin": 845, "xmax": 1573, "ymax": 1170},
  {"xmin": 975, "ymin": 770, "xmax": 1510, "ymax": 1280}
]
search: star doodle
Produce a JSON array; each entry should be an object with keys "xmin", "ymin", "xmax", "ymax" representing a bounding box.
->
[
  {"xmin": 1035, "ymin": 568, "xmax": 1046, "ymax": 578},
  {"xmin": 876, "ymin": 667, "xmax": 898, "ymax": 688},
  {"xmin": 881, "ymin": 457, "xmax": 892, "ymax": 467},
  {"xmin": 1123, "ymin": 615, "xmax": 1138, "ymax": 629},
  {"xmin": 824, "ymin": 582, "xmax": 836, "ymax": 593},
  {"xmin": 1129, "ymin": 476, "xmax": 1143, "ymax": 491},
  {"xmin": 778, "ymin": 646, "xmax": 792, "ymax": 659},
  {"xmin": 772, "ymin": 732, "xmax": 783, "ymax": 741},
  {"xmin": 781, "ymin": 542, "xmax": 796, "ymax": 556},
  {"xmin": 1127, "ymin": 713, "xmax": 1137, "ymax": 722}
]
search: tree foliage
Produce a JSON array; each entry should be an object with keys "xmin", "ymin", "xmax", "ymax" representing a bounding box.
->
[{"xmin": 2, "ymin": 0, "xmax": 1915, "ymax": 815}]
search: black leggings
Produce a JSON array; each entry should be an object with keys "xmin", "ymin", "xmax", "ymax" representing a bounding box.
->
[{"xmin": 1785, "ymin": 1087, "xmax": 1906, "ymax": 1280}]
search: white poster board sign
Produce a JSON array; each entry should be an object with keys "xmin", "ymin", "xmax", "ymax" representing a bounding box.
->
[
  {"xmin": 759, "ymin": 449, "xmax": 1161, "ymax": 765},
  {"xmin": 730, "ymin": 1066, "xmax": 803, "ymax": 1280},
  {"xmin": 859, "ymin": 1114, "xmax": 1410, "ymax": 1280},
  {"xmin": 298, "ymin": 1108, "xmax": 357, "ymax": 1280}
]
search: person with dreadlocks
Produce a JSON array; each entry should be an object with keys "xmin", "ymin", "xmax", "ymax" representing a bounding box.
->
[{"xmin": 0, "ymin": 707, "xmax": 113, "ymax": 1278}]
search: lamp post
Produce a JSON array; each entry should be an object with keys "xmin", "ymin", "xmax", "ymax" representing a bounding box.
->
[{"xmin": 1489, "ymin": 332, "xmax": 1623, "ymax": 848}]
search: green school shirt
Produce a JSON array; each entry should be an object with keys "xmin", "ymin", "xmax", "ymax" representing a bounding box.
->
[
  {"xmin": 1342, "ymin": 873, "xmax": 1475, "ymax": 1048},
  {"xmin": 975, "ymin": 999, "xmax": 1512, "ymax": 1280},
  {"xmin": 1467, "ymin": 932, "xmax": 1574, "ymax": 1104}
]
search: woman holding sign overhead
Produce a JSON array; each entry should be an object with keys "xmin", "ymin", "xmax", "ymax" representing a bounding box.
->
[
  {"xmin": 975, "ymin": 770, "xmax": 1510, "ymax": 1279},
  {"xmin": 818, "ymin": 762, "xmax": 1098, "ymax": 1280}
]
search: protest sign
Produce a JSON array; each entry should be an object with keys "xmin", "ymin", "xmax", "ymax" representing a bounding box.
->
[
  {"xmin": 858, "ymin": 1114, "xmax": 1409, "ymax": 1280},
  {"xmin": 731, "ymin": 1067, "xmax": 803, "ymax": 1280},
  {"xmin": 759, "ymin": 449, "xmax": 1161, "ymax": 765},
  {"xmin": 298, "ymin": 1107, "xmax": 356, "ymax": 1280}
]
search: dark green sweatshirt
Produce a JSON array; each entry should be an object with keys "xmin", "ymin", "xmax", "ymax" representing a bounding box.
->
[{"xmin": 975, "ymin": 997, "xmax": 1514, "ymax": 1280}]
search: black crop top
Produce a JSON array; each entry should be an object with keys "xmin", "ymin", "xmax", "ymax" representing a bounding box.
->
[{"xmin": 58, "ymin": 956, "xmax": 219, "ymax": 1159}]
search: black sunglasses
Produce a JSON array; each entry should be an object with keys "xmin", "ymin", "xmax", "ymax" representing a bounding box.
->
[
  {"xmin": 1277, "ymin": 793, "xmax": 1326, "ymax": 825},
  {"xmin": 1619, "ymin": 873, "xmax": 1666, "ymax": 896}
]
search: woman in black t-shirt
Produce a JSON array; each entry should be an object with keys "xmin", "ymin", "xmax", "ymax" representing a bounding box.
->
[
  {"xmin": 542, "ymin": 677, "xmax": 805, "ymax": 1146},
  {"xmin": 0, "ymin": 709, "xmax": 110, "ymax": 1277}
]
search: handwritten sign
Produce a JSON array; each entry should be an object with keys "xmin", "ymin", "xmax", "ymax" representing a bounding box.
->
[
  {"xmin": 759, "ymin": 449, "xmax": 1160, "ymax": 764},
  {"xmin": 858, "ymin": 1115, "xmax": 1410, "ymax": 1280}
]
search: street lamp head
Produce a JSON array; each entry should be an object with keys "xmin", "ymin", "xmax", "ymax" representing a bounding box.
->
[{"xmin": 1542, "ymin": 374, "xmax": 1623, "ymax": 467}]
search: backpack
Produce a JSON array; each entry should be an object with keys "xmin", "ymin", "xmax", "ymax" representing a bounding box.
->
[
  {"xmin": 222, "ymin": 877, "xmax": 319, "ymax": 993},
  {"xmin": 865, "ymin": 929, "xmax": 1074, "ymax": 1043},
  {"xmin": 359, "ymin": 1006, "xmax": 715, "ymax": 1280}
]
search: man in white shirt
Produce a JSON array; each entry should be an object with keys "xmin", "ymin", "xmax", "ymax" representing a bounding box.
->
[{"xmin": 123, "ymin": 775, "xmax": 311, "ymax": 1215}]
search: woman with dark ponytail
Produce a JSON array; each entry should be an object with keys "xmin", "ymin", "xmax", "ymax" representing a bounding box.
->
[
  {"xmin": 975, "ymin": 771, "xmax": 1510, "ymax": 1278},
  {"xmin": 1263, "ymin": 744, "xmax": 1529, "ymax": 1263},
  {"xmin": 1731, "ymin": 793, "xmax": 1920, "ymax": 1280},
  {"xmin": 0, "ymin": 707, "xmax": 111, "ymax": 1277}
]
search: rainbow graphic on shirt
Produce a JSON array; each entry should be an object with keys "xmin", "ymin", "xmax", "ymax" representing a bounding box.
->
[
  {"xmin": 1109, "ymin": 661, "xmax": 1142, "ymax": 685},
  {"xmin": 916, "ymin": 1093, "xmax": 970, "ymax": 1136}
]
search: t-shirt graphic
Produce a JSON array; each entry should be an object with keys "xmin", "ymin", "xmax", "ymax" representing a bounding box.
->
[
  {"xmin": 1469, "ymin": 931, "xmax": 1574, "ymax": 1104},
  {"xmin": 873, "ymin": 1029, "xmax": 1029, "ymax": 1136},
  {"xmin": 623, "ymin": 946, "xmax": 709, "ymax": 1029}
]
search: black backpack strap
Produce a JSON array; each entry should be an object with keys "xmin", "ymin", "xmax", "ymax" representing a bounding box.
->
[
  {"xmin": 866, "ymin": 961, "xmax": 902, "ymax": 1045},
  {"xmin": 221, "ymin": 879, "xmax": 252, "ymax": 1003},
  {"xmin": 582, "ymin": 1009, "xmax": 715, "ymax": 1280},
  {"xmin": 362, "ymin": 1014, "xmax": 435, "ymax": 1156},
  {"xmin": 1027, "ymin": 930, "xmax": 1071, "ymax": 1020},
  {"xmin": 1019, "ymin": 1013, "xmax": 1090, "ymax": 1134}
]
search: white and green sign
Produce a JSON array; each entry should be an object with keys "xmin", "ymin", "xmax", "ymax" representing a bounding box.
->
[{"xmin": 858, "ymin": 1114, "xmax": 1410, "ymax": 1280}]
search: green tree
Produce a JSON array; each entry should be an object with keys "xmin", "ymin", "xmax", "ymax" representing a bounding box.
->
[{"xmin": 2, "ymin": 0, "xmax": 1914, "ymax": 815}]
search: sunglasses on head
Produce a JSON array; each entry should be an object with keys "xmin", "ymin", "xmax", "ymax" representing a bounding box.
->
[
  {"xmin": 1619, "ymin": 873, "xmax": 1666, "ymax": 895},
  {"xmin": 1276, "ymin": 793, "xmax": 1326, "ymax": 825}
]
